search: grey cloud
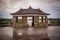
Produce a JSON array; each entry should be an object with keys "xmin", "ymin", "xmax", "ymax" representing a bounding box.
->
[
  {"xmin": 44, "ymin": 0, "xmax": 60, "ymax": 3},
  {"xmin": 0, "ymin": 0, "xmax": 60, "ymax": 18}
]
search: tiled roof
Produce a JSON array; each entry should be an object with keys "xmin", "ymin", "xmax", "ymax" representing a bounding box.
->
[{"xmin": 11, "ymin": 6, "xmax": 50, "ymax": 15}]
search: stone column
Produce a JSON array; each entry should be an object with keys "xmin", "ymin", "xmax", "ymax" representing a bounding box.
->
[
  {"xmin": 45, "ymin": 16, "xmax": 48, "ymax": 23},
  {"xmin": 45, "ymin": 16, "xmax": 48, "ymax": 27},
  {"xmin": 13, "ymin": 16, "xmax": 18, "ymax": 27},
  {"xmin": 22, "ymin": 16, "xmax": 27, "ymax": 27},
  {"xmin": 13, "ymin": 16, "xmax": 16, "ymax": 27},
  {"xmin": 34, "ymin": 16, "xmax": 39, "ymax": 28}
]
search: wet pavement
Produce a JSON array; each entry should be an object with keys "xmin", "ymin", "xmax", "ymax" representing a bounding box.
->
[
  {"xmin": 17, "ymin": 27, "xmax": 47, "ymax": 35},
  {"xmin": 48, "ymin": 26, "xmax": 60, "ymax": 40},
  {"xmin": 0, "ymin": 26, "xmax": 60, "ymax": 40}
]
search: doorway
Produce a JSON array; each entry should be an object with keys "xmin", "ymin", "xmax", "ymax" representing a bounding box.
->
[{"xmin": 27, "ymin": 16, "xmax": 34, "ymax": 27}]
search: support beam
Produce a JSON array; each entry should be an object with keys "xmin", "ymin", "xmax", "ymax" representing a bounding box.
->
[
  {"xmin": 45, "ymin": 16, "xmax": 48, "ymax": 23},
  {"xmin": 16, "ymin": 17, "xmax": 18, "ymax": 23},
  {"xmin": 22, "ymin": 16, "xmax": 27, "ymax": 27},
  {"xmin": 34, "ymin": 16, "xmax": 39, "ymax": 28},
  {"xmin": 41, "ymin": 16, "xmax": 43, "ymax": 22},
  {"xmin": 32, "ymin": 16, "xmax": 34, "ymax": 26}
]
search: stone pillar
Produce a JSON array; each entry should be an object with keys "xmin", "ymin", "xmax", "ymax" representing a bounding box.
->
[
  {"xmin": 13, "ymin": 16, "xmax": 18, "ymax": 27},
  {"xmin": 34, "ymin": 16, "xmax": 39, "ymax": 28},
  {"xmin": 13, "ymin": 16, "xmax": 16, "ymax": 27},
  {"xmin": 45, "ymin": 16, "xmax": 48, "ymax": 27},
  {"xmin": 45, "ymin": 16, "xmax": 48, "ymax": 23},
  {"xmin": 22, "ymin": 16, "xmax": 27, "ymax": 27}
]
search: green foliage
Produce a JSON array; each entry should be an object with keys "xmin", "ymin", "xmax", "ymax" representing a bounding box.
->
[
  {"xmin": 48, "ymin": 18, "xmax": 60, "ymax": 26},
  {"xmin": 0, "ymin": 18, "xmax": 11, "ymax": 21},
  {"xmin": 0, "ymin": 18, "xmax": 12, "ymax": 27},
  {"xmin": 48, "ymin": 18, "xmax": 60, "ymax": 20}
]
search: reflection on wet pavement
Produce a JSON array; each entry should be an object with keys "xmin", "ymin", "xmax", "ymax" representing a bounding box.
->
[
  {"xmin": 48, "ymin": 26, "xmax": 60, "ymax": 40},
  {"xmin": 17, "ymin": 27, "xmax": 47, "ymax": 35},
  {"xmin": 0, "ymin": 26, "xmax": 60, "ymax": 40},
  {"xmin": 0, "ymin": 27, "xmax": 13, "ymax": 40}
]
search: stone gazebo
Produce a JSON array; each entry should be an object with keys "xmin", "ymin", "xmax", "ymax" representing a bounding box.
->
[{"xmin": 11, "ymin": 6, "xmax": 50, "ymax": 28}]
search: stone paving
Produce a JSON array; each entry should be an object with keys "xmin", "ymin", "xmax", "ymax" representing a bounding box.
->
[{"xmin": 0, "ymin": 26, "xmax": 60, "ymax": 40}]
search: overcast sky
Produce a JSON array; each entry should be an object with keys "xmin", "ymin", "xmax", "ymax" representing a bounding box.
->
[{"xmin": 0, "ymin": 0, "xmax": 60, "ymax": 18}]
